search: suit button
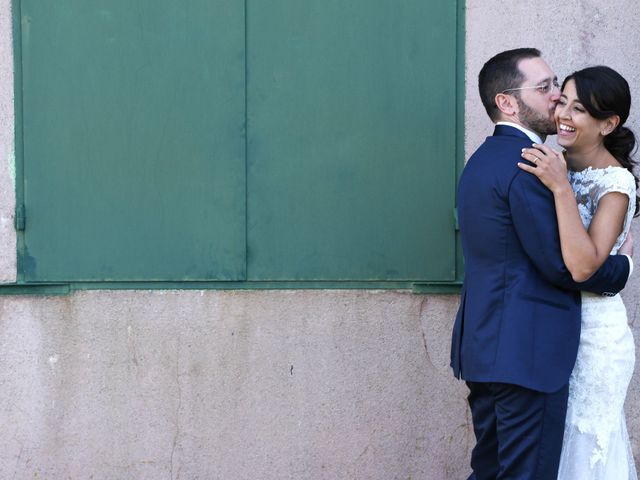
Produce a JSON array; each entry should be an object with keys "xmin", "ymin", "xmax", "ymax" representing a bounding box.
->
[{"xmin": 602, "ymin": 292, "xmax": 615, "ymax": 297}]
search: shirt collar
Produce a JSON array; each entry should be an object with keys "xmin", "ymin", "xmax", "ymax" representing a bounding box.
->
[{"xmin": 495, "ymin": 122, "xmax": 543, "ymax": 145}]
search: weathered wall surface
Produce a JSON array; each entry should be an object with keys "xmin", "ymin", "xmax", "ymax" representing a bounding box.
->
[
  {"xmin": 0, "ymin": 291, "xmax": 469, "ymax": 479},
  {"xmin": 0, "ymin": 1, "xmax": 638, "ymax": 479},
  {"xmin": 0, "ymin": 0, "xmax": 14, "ymax": 282}
]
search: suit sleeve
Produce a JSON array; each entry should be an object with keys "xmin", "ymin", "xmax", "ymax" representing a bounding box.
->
[{"xmin": 509, "ymin": 169, "xmax": 629, "ymax": 294}]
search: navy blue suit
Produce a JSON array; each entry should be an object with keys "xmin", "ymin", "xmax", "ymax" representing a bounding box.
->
[{"xmin": 451, "ymin": 125, "xmax": 630, "ymax": 479}]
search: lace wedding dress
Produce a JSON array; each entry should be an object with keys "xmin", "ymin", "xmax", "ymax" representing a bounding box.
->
[{"xmin": 558, "ymin": 166, "xmax": 638, "ymax": 479}]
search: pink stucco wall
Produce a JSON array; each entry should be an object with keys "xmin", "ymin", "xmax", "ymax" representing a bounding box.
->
[{"xmin": 0, "ymin": 0, "xmax": 15, "ymax": 282}]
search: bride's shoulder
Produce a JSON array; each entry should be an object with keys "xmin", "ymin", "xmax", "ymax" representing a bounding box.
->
[
  {"xmin": 601, "ymin": 165, "xmax": 635, "ymax": 183},
  {"xmin": 596, "ymin": 166, "xmax": 636, "ymax": 198}
]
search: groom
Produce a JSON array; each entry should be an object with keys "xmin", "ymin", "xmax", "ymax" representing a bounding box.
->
[{"xmin": 450, "ymin": 48, "xmax": 633, "ymax": 479}]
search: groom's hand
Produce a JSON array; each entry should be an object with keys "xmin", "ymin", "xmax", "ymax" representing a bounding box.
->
[{"xmin": 620, "ymin": 231, "xmax": 634, "ymax": 257}]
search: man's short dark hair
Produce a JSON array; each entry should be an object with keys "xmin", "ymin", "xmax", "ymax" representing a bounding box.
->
[{"xmin": 479, "ymin": 48, "xmax": 541, "ymax": 121}]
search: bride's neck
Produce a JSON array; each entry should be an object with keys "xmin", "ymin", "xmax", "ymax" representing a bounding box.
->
[{"xmin": 565, "ymin": 142, "xmax": 614, "ymax": 171}]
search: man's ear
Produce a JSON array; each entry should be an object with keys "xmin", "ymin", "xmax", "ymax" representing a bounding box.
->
[
  {"xmin": 601, "ymin": 115, "xmax": 620, "ymax": 136},
  {"xmin": 495, "ymin": 93, "xmax": 518, "ymax": 116}
]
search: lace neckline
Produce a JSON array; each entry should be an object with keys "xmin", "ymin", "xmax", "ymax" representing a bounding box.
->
[{"xmin": 569, "ymin": 165, "xmax": 626, "ymax": 175}]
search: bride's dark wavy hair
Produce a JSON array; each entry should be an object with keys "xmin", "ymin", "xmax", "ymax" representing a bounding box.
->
[{"xmin": 563, "ymin": 66, "xmax": 640, "ymax": 216}]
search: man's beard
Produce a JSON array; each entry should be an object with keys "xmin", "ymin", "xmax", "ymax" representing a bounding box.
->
[{"xmin": 516, "ymin": 96, "xmax": 557, "ymax": 136}]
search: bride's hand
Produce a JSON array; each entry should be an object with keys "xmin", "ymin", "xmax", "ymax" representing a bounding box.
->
[{"xmin": 518, "ymin": 144, "xmax": 571, "ymax": 195}]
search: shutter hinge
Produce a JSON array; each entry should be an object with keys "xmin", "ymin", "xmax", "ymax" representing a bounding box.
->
[
  {"xmin": 453, "ymin": 208, "xmax": 459, "ymax": 231},
  {"xmin": 15, "ymin": 204, "xmax": 25, "ymax": 231}
]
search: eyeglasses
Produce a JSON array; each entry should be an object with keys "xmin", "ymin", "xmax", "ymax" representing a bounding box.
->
[{"xmin": 502, "ymin": 79, "xmax": 560, "ymax": 95}]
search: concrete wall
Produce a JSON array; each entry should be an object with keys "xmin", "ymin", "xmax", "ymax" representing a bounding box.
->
[
  {"xmin": 0, "ymin": 0, "xmax": 14, "ymax": 282},
  {"xmin": 0, "ymin": 1, "xmax": 638, "ymax": 479},
  {"xmin": 0, "ymin": 291, "xmax": 467, "ymax": 479}
]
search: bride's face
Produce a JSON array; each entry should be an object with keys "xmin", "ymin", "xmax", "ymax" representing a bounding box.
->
[{"xmin": 555, "ymin": 80, "xmax": 608, "ymax": 151}]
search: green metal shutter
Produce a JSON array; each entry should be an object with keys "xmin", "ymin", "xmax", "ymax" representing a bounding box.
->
[
  {"xmin": 19, "ymin": 1, "xmax": 247, "ymax": 281},
  {"xmin": 246, "ymin": 0, "xmax": 457, "ymax": 281},
  {"xmin": 15, "ymin": 1, "xmax": 459, "ymax": 285}
]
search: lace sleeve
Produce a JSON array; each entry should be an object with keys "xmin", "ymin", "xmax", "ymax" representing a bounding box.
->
[
  {"xmin": 593, "ymin": 167, "xmax": 637, "ymax": 253},
  {"xmin": 593, "ymin": 167, "xmax": 636, "ymax": 206}
]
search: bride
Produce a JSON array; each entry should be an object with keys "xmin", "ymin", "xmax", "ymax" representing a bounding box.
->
[{"xmin": 519, "ymin": 65, "xmax": 638, "ymax": 479}]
